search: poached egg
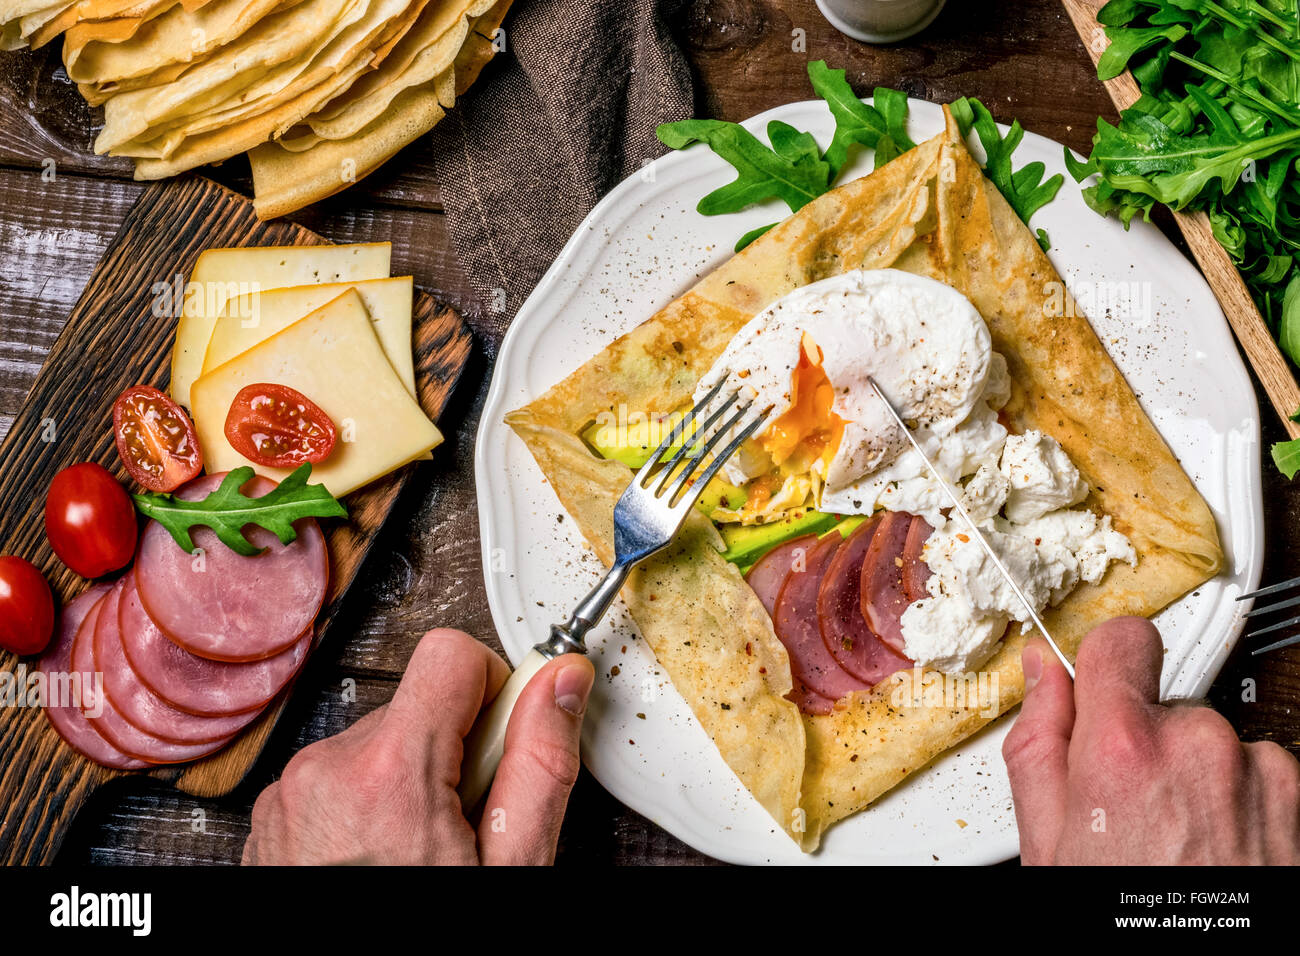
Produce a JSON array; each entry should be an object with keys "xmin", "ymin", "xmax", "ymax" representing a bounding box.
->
[{"xmin": 694, "ymin": 269, "xmax": 994, "ymax": 523}]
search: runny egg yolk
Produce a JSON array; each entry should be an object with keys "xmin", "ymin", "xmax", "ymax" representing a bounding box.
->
[{"xmin": 759, "ymin": 333, "xmax": 845, "ymax": 474}]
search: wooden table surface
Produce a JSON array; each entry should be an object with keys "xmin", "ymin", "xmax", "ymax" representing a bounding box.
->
[{"xmin": 2, "ymin": 0, "xmax": 1298, "ymax": 866}]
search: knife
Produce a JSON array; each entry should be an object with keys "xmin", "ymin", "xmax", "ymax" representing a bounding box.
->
[{"xmin": 867, "ymin": 378, "xmax": 1076, "ymax": 679}]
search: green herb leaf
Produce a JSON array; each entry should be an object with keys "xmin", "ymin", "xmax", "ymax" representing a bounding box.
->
[
  {"xmin": 1273, "ymin": 437, "xmax": 1300, "ymax": 478},
  {"xmin": 959, "ymin": 97, "xmax": 1064, "ymax": 250},
  {"xmin": 655, "ymin": 118, "xmax": 830, "ymax": 217},
  {"xmin": 1279, "ymin": 273, "xmax": 1300, "ymax": 364},
  {"xmin": 1077, "ymin": 0, "xmax": 1300, "ymax": 477},
  {"xmin": 808, "ymin": 60, "xmax": 915, "ymax": 177},
  {"xmin": 133, "ymin": 465, "xmax": 347, "ymax": 556},
  {"xmin": 657, "ymin": 67, "xmax": 1061, "ymax": 255}
]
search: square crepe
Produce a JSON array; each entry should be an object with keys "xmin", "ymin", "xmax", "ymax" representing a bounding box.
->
[{"xmin": 505, "ymin": 107, "xmax": 1223, "ymax": 851}]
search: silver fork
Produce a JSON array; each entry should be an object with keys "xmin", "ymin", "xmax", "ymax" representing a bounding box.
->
[
  {"xmin": 1235, "ymin": 576, "xmax": 1300, "ymax": 655},
  {"xmin": 458, "ymin": 379, "xmax": 771, "ymax": 810}
]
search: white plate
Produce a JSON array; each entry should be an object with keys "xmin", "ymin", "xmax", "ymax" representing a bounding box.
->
[{"xmin": 474, "ymin": 98, "xmax": 1264, "ymax": 865}]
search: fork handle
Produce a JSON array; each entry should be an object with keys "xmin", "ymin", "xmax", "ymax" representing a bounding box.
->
[
  {"xmin": 458, "ymin": 561, "xmax": 631, "ymax": 812},
  {"xmin": 458, "ymin": 647, "xmax": 552, "ymax": 812}
]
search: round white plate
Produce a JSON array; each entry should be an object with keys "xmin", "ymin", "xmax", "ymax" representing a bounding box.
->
[{"xmin": 474, "ymin": 98, "xmax": 1264, "ymax": 865}]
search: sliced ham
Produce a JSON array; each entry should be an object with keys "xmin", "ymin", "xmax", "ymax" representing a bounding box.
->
[
  {"xmin": 39, "ymin": 584, "xmax": 148, "ymax": 771},
  {"xmin": 818, "ymin": 517, "xmax": 912, "ymax": 686},
  {"xmin": 99, "ymin": 575, "xmax": 263, "ymax": 744},
  {"xmin": 78, "ymin": 580, "xmax": 233, "ymax": 765},
  {"xmin": 902, "ymin": 515, "xmax": 934, "ymax": 603},
  {"xmin": 860, "ymin": 510, "xmax": 914, "ymax": 655},
  {"xmin": 786, "ymin": 678, "xmax": 836, "ymax": 716},
  {"xmin": 120, "ymin": 569, "xmax": 307, "ymax": 717},
  {"xmin": 745, "ymin": 534, "xmax": 820, "ymax": 617},
  {"xmin": 773, "ymin": 533, "xmax": 871, "ymax": 706},
  {"xmin": 135, "ymin": 472, "xmax": 328, "ymax": 662}
]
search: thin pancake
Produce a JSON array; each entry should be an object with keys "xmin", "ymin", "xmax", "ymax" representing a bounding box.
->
[
  {"xmin": 111, "ymin": 0, "xmax": 420, "ymax": 159},
  {"xmin": 66, "ymin": 0, "xmax": 298, "ymax": 87},
  {"xmin": 94, "ymin": 0, "xmax": 359, "ymax": 153},
  {"xmin": 504, "ymin": 107, "xmax": 1223, "ymax": 851}
]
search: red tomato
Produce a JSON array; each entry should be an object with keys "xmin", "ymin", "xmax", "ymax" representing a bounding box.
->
[
  {"xmin": 224, "ymin": 383, "xmax": 338, "ymax": 468},
  {"xmin": 113, "ymin": 385, "xmax": 203, "ymax": 492},
  {"xmin": 44, "ymin": 463, "xmax": 138, "ymax": 578},
  {"xmin": 0, "ymin": 556, "xmax": 55, "ymax": 655}
]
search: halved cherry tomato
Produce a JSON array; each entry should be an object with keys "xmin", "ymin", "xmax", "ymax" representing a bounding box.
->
[
  {"xmin": 113, "ymin": 385, "xmax": 203, "ymax": 492},
  {"xmin": 0, "ymin": 556, "xmax": 55, "ymax": 655},
  {"xmin": 45, "ymin": 462, "xmax": 137, "ymax": 578},
  {"xmin": 224, "ymin": 383, "xmax": 338, "ymax": 468}
]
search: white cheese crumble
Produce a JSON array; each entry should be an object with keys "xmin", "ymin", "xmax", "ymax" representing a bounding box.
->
[{"xmin": 999, "ymin": 430, "xmax": 1089, "ymax": 523}]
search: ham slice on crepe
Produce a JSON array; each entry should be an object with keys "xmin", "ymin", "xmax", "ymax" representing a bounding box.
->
[{"xmin": 505, "ymin": 108, "xmax": 1223, "ymax": 851}]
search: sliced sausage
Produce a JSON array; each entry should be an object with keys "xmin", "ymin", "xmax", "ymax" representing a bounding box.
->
[
  {"xmin": 39, "ymin": 584, "xmax": 148, "ymax": 771},
  {"xmin": 99, "ymin": 575, "xmax": 263, "ymax": 743},
  {"xmin": 773, "ymin": 533, "xmax": 871, "ymax": 707},
  {"xmin": 80, "ymin": 580, "xmax": 234, "ymax": 764},
  {"xmin": 120, "ymin": 569, "xmax": 307, "ymax": 717},
  {"xmin": 135, "ymin": 472, "xmax": 328, "ymax": 662},
  {"xmin": 745, "ymin": 533, "xmax": 820, "ymax": 617},
  {"xmin": 902, "ymin": 515, "xmax": 934, "ymax": 603},
  {"xmin": 860, "ymin": 511, "xmax": 914, "ymax": 655},
  {"xmin": 818, "ymin": 516, "xmax": 912, "ymax": 686}
]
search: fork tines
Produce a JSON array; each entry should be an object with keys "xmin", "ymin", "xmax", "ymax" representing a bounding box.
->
[
  {"xmin": 1237, "ymin": 574, "xmax": 1300, "ymax": 655},
  {"xmin": 635, "ymin": 380, "xmax": 770, "ymax": 509}
]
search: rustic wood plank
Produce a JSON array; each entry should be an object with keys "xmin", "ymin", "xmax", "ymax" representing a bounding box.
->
[{"xmin": 0, "ymin": 176, "xmax": 472, "ymax": 863}]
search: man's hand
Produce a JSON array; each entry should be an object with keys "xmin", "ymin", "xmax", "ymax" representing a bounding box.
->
[
  {"xmin": 1003, "ymin": 616, "xmax": 1300, "ymax": 864},
  {"xmin": 243, "ymin": 628, "xmax": 595, "ymax": 865}
]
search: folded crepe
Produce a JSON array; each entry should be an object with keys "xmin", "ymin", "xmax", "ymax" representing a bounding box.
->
[
  {"xmin": 504, "ymin": 107, "xmax": 1224, "ymax": 852},
  {"xmin": 245, "ymin": 0, "xmax": 507, "ymax": 218}
]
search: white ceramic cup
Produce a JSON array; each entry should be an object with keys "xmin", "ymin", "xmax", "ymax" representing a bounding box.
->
[{"xmin": 814, "ymin": 0, "xmax": 948, "ymax": 43}]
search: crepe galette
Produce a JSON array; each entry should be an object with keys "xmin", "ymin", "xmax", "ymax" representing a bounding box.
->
[{"xmin": 505, "ymin": 106, "xmax": 1223, "ymax": 852}]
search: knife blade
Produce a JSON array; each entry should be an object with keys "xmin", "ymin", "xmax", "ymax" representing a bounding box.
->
[{"xmin": 867, "ymin": 378, "xmax": 1076, "ymax": 679}]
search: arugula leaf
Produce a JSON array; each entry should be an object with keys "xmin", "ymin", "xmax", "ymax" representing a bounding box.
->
[
  {"xmin": 133, "ymin": 465, "xmax": 347, "ymax": 557},
  {"xmin": 655, "ymin": 118, "xmax": 830, "ymax": 217},
  {"xmin": 1077, "ymin": 0, "xmax": 1300, "ymax": 478},
  {"xmin": 807, "ymin": 61, "xmax": 915, "ymax": 177},
  {"xmin": 1099, "ymin": 24, "xmax": 1189, "ymax": 79},
  {"xmin": 955, "ymin": 97, "xmax": 1064, "ymax": 250},
  {"xmin": 1272, "ymin": 436, "xmax": 1300, "ymax": 478},
  {"xmin": 1279, "ymin": 273, "xmax": 1300, "ymax": 364},
  {"xmin": 658, "ymin": 62, "xmax": 1065, "ymax": 254}
]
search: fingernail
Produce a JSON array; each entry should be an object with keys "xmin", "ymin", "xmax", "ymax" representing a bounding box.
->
[
  {"xmin": 555, "ymin": 662, "xmax": 593, "ymax": 716},
  {"xmin": 1023, "ymin": 645, "xmax": 1043, "ymax": 693}
]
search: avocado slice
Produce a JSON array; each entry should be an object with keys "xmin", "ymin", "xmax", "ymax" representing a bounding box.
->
[
  {"xmin": 720, "ymin": 509, "xmax": 840, "ymax": 569},
  {"xmin": 582, "ymin": 420, "xmax": 746, "ymax": 517},
  {"xmin": 582, "ymin": 418, "xmax": 692, "ymax": 468}
]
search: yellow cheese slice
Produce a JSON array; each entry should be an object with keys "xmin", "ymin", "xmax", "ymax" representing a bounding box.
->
[
  {"xmin": 203, "ymin": 275, "xmax": 416, "ymax": 395},
  {"xmin": 171, "ymin": 241, "xmax": 390, "ymax": 409},
  {"xmin": 190, "ymin": 288, "xmax": 441, "ymax": 497}
]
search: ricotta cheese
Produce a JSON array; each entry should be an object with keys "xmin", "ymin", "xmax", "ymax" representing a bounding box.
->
[{"xmin": 999, "ymin": 430, "xmax": 1089, "ymax": 523}]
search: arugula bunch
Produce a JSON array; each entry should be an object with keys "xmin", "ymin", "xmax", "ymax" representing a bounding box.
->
[
  {"xmin": 134, "ymin": 464, "xmax": 347, "ymax": 556},
  {"xmin": 1067, "ymin": 0, "xmax": 1300, "ymax": 475},
  {"xmin": 656, "ymin": 60, "xmax": 1062, "ymax": 252}
]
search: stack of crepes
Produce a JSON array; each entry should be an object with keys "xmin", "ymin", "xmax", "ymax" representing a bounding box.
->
[{"xmin": 1, "ymin": 0, "xmax": 510, "ymax": 217}]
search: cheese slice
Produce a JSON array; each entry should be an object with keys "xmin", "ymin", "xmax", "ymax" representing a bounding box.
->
[
  {"xmin": 191, "ymin": 288, "xmax": 442, "ymax": 498},
  {"xmin": 171, "ymin": 242, "xmax": 391, "ymax": 409},
  {"xmin": 203, "ymin": 276, "xmax": 416, "ymax": 396}
]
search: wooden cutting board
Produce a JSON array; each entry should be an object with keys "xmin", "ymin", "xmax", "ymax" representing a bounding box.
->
[{"xmin": 0, "ymin": 176, "xmax": 472, "ymax": 865}]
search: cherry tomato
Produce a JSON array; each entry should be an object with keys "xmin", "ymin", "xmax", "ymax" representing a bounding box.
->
[
  {"xmin": 44, "ymin": 463, "xmax": 138, "ymax": 578},
  {"xmin": 113, "ymin": 384, "xmax": 203, "ymax": 492},
  {"xmin": 224, "ymin": 383, "xmax": 338, "ymax": 468},
  {"xmin": 0, "ymin": 556, "xmax": 55, "ymax": 655}
]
